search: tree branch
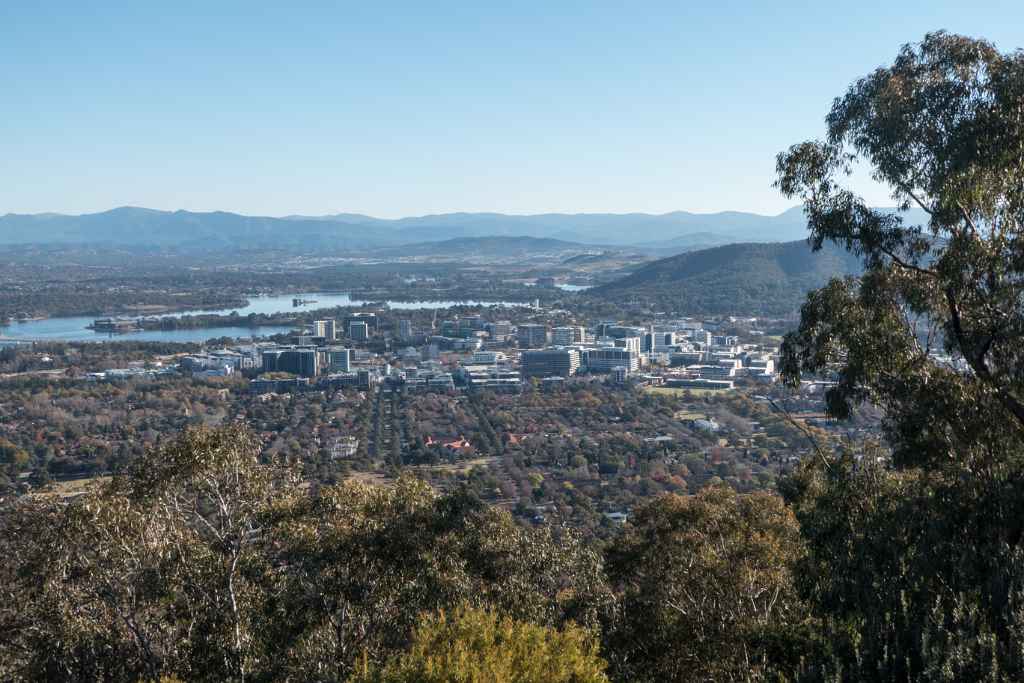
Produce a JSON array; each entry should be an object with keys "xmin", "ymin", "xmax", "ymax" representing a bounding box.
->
[
  {"xmin": 768, "ymin": 398, "xmax": 832, "ymax": 472},
  {"xmin": 945, "ymin": 287, "xmax": 1024, "ymax": 430}
]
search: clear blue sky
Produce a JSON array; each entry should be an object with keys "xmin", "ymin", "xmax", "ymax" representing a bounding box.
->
[{"xmin": 2, "ymin": 1, "xmax": 1020, "ymax": 218}]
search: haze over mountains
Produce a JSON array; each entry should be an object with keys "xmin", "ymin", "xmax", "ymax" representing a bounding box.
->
[
  {"xmin": 0, "ymin": 206, "xmax": 825, "ymax": 251},
  {"xmin": 0, "ymin": 207, "xmax": 920, "ymax": 316},
  {"xmin": 370, "ymin": 235, "xmax": 611, "ymax": 259}
]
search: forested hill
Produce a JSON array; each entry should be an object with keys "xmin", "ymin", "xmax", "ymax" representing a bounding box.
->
[{"xmin": 588, "ymin": 239, "xmax": 862, "ymax": 316}]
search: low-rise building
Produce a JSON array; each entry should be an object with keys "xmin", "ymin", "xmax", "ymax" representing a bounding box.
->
[
  {"xmin": 517, "ymin": 324, "xmax": 549, "ymax": 349},
  {"xmin": 460, "ymin": 364, "xmax": 522, "ymax": 392},
  {"xmin": 250, "ymin": 377, "xmax": 311, "ymax": 393},
  {"xmin": 585, "ymin": 347, "xmax": 639, "ymax": 373},
  {"xmin": 687, "ymin": 364, "xmax": 737, "ymax": 380},
  {"xmin": 470, "ymin": 351, "xmax": 507, "ymax": 365},
  {"xmin": 521, "ymin": 349, "xmax": 580, "ymax": 378},
  {"xmin": 551, "ymin": 326, "xmax": 585, "ymax": 346}
]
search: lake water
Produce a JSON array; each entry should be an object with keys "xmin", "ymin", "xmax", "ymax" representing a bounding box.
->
[
  {"xmin": 158, "ymin": 292, "xmax": 525, "ymax": 317},
  {"xmin": 0, "ymin": 320, "xmax": 297, "ymax": 344},
  {"xmin": 0, "ymin": 292, "xmax": 527, "ymax": 343},
  {"xmin": 524, "ymin": 282, "xmax": 592, "ymax": 292}
]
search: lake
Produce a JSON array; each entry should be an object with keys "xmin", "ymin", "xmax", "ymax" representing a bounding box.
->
[{"xmin": 0, "ymin": 292, "xmax": 527, "ymax": 343}]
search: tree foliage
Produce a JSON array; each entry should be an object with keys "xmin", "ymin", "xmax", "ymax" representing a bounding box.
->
[
  {"xmin": 776, "ymin": 31, "xmax": 1024, "ymax": 679},
  {"xmin": 0, "ymin": 425, "xmax": 610, "ymax": 682},
  {"xmin": 348, "ymin": 606, "xmax": 609, "ymax": 683},
  {"xmin": 777, "ymin": 31, "xmax": 1024, "ymax": 469},
  {"xmin": 603, "ymin": 486, "xmax": 811, "ymax": 681}
]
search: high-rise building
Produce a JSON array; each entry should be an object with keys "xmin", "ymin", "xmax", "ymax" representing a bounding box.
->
[
  {"xmin": 614, "ymin": 336, "xmax": 642, "ymax": 355},
  {"xmin": 521, "ymin": 349, "xmax": 580, "ymax": 378},
  {"xmin": 517, "ymin": 324, "xmax": 549, "ymax": 349},
  {"xmin": 551, "ymin": 326, "xmax": 585, "ymax": 346},
  {"xmin": 285, "ymin": 349, "xmax": 319, "ymax": 377},
  {"xmin": 325, "ymin": 347, "xmax": 351, "ymax": 373},
  {"xmin": 263, "ymin": 348, "xmax": 319, "ymax": 377},
  {"xmin": 349, "ymin": 321, "xmax": 369, "ymax": 341},
  {"xmin": 313, "ymin": 319, "xmax": 337, "ymax": 340},
  {"xmin": 344, "ymin": 313, "xmax": 378, "ymax": 333},
  {"xmin": 398, "ymin": 319, "xmax": 413, "ymax": 341},
  {"xmin": 691, "ymin": 330, "xmax": 712, "ymax": 346}
]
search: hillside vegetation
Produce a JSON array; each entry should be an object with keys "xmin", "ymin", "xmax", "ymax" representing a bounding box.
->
[{"xmin": 589, "ymin": 239, "xmax": 862, "ymax": 315}]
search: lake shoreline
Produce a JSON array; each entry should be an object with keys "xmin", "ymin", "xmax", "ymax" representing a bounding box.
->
[{"xmin": 0, "ymin": 292, "xmax": 531, "ymax": 344}]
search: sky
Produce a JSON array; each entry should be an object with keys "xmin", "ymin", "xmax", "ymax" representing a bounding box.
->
[{"xmin": 2, "ymin": 1, "xmax": 1021, "ymax": 219}]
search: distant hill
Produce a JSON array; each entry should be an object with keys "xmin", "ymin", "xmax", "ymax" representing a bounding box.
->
[
  {"xmin": 369, "ymin": 235, "xmax": 603, "ymax": 258},
  {"xmin": 0, "ymin": 207, "xmax": 385, "ymax": 251},
  {"xmin": 318, "ymin": 208, "xmax": 816, "ymax": 245},
  {"xmin": 0, "ymin": 206, "xmax": 930, "ymax": 252},
  {"xmin": 634, "ymin": 231, "xmax": 735, "ymax": 254},
  {"xmin": 0, "ymin": 206, "xmax": 818, "ymax": 250},
  {"xmin": 589, "ymin": 240, "xmax": 862, "ymax": 316}
]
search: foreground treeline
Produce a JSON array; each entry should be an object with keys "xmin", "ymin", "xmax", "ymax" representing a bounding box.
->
[
  {"xmin": 5, "ymin": 419, "xmax": 1024, "ymax": 682},
  {"xmin": 0, "ymin": 424, "xmax": 804, "ymax": 682}
]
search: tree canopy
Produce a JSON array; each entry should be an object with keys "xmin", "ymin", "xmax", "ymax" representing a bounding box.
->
[
  {"xmin": 604, "ymin": 486, "xmax": 811, "ymax": 682},
  {"xmin": 0, "ymin": 425, "xmax": 609, "ymax": 682},
  {"xmin": 776, "ymin": 31, "xmax": 1024, "ymax": 679},
  {"xmin": 777, "ymin": 31, "xmax": 1024, "ymax": 469},
  {"xmin": 348, "ymin": 606, "xmax": 609, "ymax": 683}
]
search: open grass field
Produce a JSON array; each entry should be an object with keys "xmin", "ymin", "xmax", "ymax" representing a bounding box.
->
[
  {"xmin": 28, "ymin": 476, "xmax": 110, "ymax": 500},
  {"xmin": 644, "ymin": 386, "xmax": 734, "ymax": 397}
]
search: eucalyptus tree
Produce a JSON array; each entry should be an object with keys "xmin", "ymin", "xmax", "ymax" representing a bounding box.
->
[
  {"xmin": 0, "ymin": 425, "xmax": 610, "ymax": 682},
  {"xmin": 603, "ymin": 486, "xmax": 810, "ymax": 682},
  {"xmin": 777, "ymin": 32, "xmax": 1024, "ymax": 679}
]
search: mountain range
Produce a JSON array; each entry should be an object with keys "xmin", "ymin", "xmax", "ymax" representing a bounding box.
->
[{"xmin": 0, "ymin": 206, "xmax": 824, "ymax": 250}]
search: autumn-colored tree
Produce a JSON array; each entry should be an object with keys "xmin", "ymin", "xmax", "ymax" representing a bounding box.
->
[{"xmin": 348, "ymin": 606, "xmax": 609, "ymax": 683}]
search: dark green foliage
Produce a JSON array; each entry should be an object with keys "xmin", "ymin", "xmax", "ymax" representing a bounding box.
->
[
  {"xmin": 777, "ymin": 31, "xmax": 1024, "ymax": 680},
  {"xmin": 603, "ymin": 486, "xmax": 812, "ymax": 682},
  {"xmin": 785, "ymin": 454, "xmax": 1024, "ymax": 681},
  {"xmin": 589, "ymin": 239, "xmax": 862, "ymax": 315},
  {"xmin": 260, "ymin": 477, "xmax": 611, "ymax": 681}
]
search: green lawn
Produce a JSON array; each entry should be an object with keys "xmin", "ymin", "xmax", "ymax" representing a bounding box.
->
[{"xmin": 644, "ymin": 386, "xmax": 734, "ymax": 397}]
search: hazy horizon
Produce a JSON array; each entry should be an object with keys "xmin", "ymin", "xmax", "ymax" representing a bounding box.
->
[
  {"xmin": 4, "ymin": 2, "xmax": 1021, "ymax": 218},
  {"xmin": 1, "ymin": 204, "xmax": 807, "ymax": 220}
]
